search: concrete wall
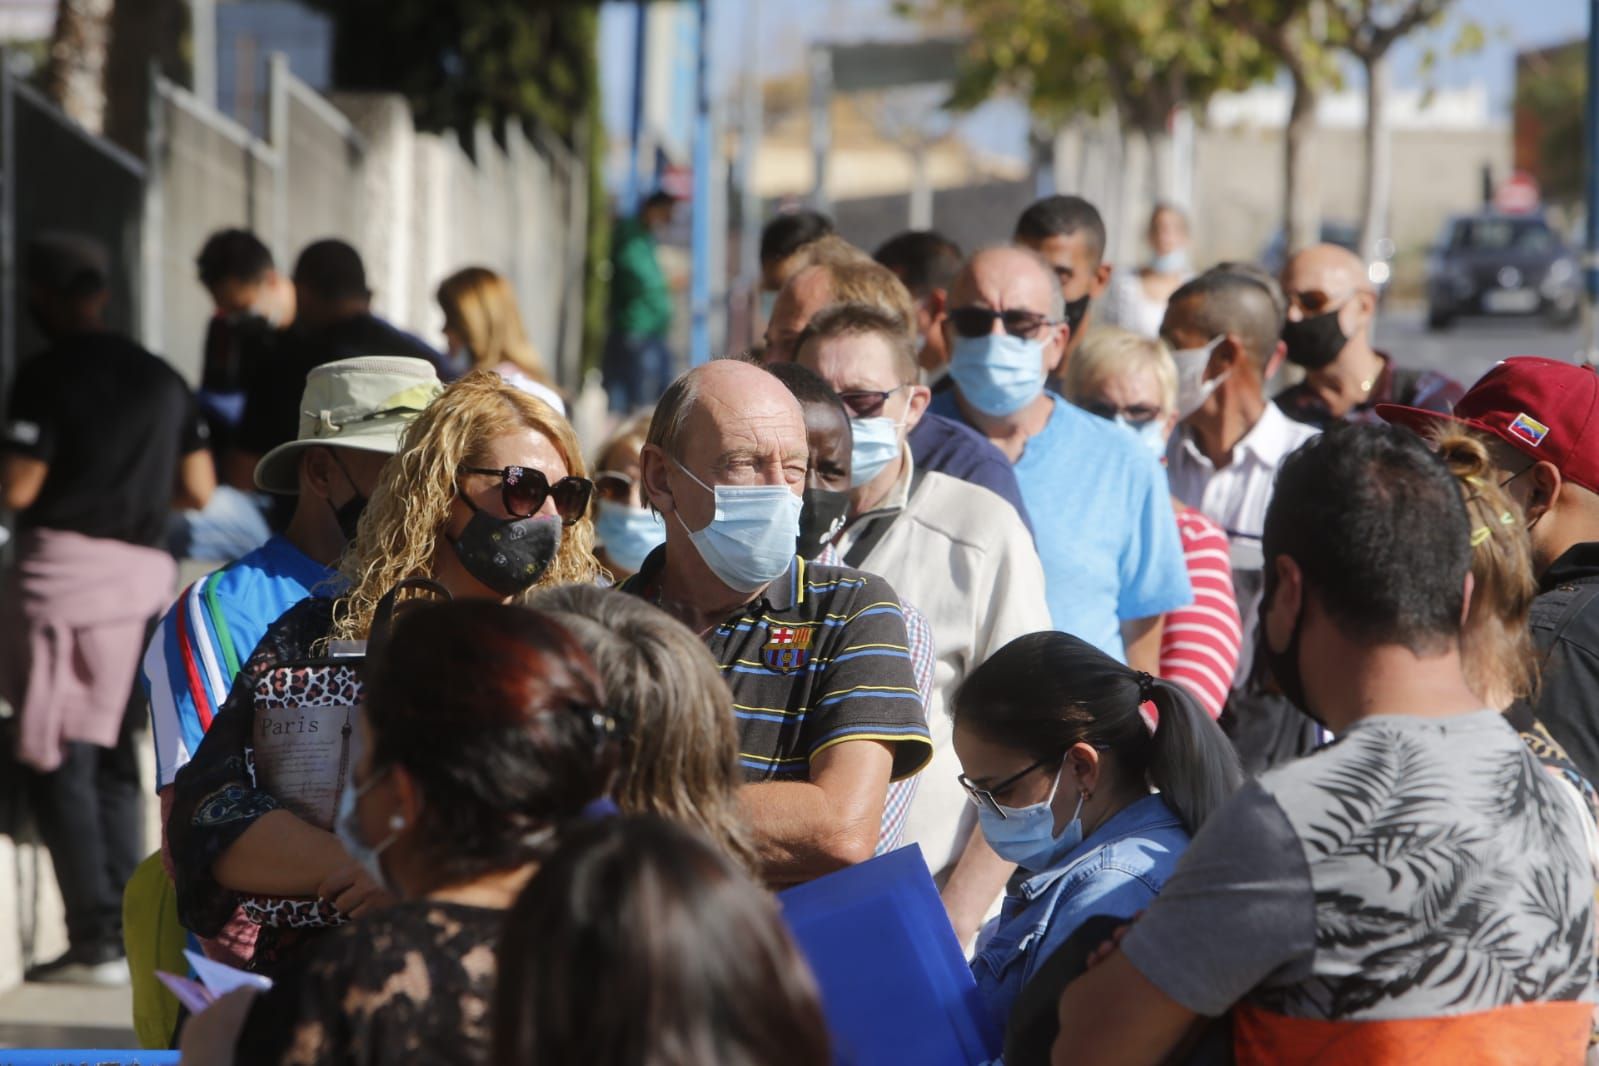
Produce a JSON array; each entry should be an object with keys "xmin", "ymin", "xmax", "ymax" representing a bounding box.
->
[{"xmin": 1190, "ymin": 122, "xmax": 1511, "ymax": 279}]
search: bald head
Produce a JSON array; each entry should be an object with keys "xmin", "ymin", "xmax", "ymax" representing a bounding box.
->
[
  {"xmin": 1282, "ymin": 244, "xmax": 1373, "ymax": 309},
  {"xmin": 950, "ymin": 246, "xmax": 1065, "ymax": 321},
  {"xmin": 648, "ymin": 359, "xmax": 808, "ymax": 472}
]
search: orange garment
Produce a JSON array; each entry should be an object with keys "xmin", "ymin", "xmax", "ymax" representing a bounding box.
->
[{"xmin": 1233, "ymin": 1001, "xmax": 1594, "ymax": 1065}]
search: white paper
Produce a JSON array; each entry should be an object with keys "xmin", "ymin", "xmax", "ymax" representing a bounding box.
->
[{"xmin": 184, "ymin": 949, "xmax": 273, "ymax": 996}]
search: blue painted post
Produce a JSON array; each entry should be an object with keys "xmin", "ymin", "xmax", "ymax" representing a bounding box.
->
[
  {"xmin": 690, "ymin": 0, "xmax": 712, "ymax": 364},
  {"xmin": 624, "ymin": 0, "xmax": 648, "ymax": 217}
]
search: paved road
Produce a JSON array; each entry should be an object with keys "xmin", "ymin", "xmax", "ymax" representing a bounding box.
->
[{"xmin": 1374, "ymin": 306, "xmax": 1588, "ymax": 391}]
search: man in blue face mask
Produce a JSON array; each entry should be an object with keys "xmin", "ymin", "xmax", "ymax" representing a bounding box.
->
[
  {"xmin": 795, "ymin": 303, "xmax": 1052, "ymax": 946},
  {"xmin": 931, "ymin": 247, "xmax": 1191, "ymax": 675},
  {"xmin": 622, "ymin": 359, "xmax": 933, "ymax": 885}
]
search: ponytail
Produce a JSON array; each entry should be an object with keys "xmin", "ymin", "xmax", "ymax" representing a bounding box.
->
[
  {"xmin": 953, "ymin": 632, "xmax": 1242, "ymax": 837},
  {"xmin": 1141, "ymin": 676, "xmax": 1243, "ymax": 834}
]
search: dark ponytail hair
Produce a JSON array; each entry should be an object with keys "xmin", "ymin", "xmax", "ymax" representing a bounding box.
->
[{"xmin": 951, "ymin": 632, "xmax": 1242, "ymax": 834}]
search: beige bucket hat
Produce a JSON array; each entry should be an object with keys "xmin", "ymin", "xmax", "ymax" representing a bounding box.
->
[{"xmin": 254, "ymin": 355, "xmax": 442, "ymax": 494}]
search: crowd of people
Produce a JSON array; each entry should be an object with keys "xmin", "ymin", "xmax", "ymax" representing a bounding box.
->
[{"xmin": 3, "ymin": 185, "xmax": 1598, "ymax": 1066}]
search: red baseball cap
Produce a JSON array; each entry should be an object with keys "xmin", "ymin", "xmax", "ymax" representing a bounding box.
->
[{"xmin": 1377, "ymin": 356, "xmax": 1599, "ymax": 494}]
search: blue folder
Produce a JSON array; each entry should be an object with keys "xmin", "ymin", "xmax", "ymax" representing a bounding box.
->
[
  {"xmin": 0, "ymin": 1055, "xmax": 178, "ymax": 1066},
  {"xmin": 780, "ymin": 844, "xmax": 1001, "ymax": 1066}
]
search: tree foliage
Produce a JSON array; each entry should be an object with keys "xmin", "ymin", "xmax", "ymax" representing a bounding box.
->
[
  {"xmin": 306, "ymin": 0, "xmax": 611, "ymax": 368},
  {"xmin": 1515, "ymin": 42, "xmax": 1585, "ymax": 206},
  {"xmin": 936, "ymin": 0, "xmax": 1276, "ymax": 134}
]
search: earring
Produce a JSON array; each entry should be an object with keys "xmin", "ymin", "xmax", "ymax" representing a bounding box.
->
[{"xmin": 388, "ymin": 814, "xmax": 406, "ymax": 831}]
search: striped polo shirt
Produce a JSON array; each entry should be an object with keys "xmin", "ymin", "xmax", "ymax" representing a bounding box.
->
[{"xmin": 622, "ymin": 551, "xmax": 933, "ymax": 783}]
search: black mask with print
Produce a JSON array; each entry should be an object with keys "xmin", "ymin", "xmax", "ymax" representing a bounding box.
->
[{"xmin": 450, "ymin": 496, "xmax": 563, "ymax": 597}]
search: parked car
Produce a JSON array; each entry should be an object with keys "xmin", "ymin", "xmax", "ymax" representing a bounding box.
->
[
  {"xmin": 1260, "ymin": 221, "xmax": 1396, "ymax": 300},
  {"xmin": 1425, "ymin": 212, "xmax": 1580, "ymax": 330}
]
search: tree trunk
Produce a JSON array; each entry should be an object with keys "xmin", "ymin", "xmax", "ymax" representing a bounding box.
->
[
  {"xmin": 43, "ymin": 0, "xmax": 116, "ymax": 133},
  {"xmin": 1283, "ymin": 66, "xmax": 1321, "ymax": 255},
  {"xmin": 1357, "ymin": 49, "xmax": 1392, "ymax": 263},
  {"xmin": 104, "ymin": 0, "xmax": 192, "ymax": 158}
]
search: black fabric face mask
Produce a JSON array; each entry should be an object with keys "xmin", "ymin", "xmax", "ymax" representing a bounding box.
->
[
  {"xmin": 797, "ymin": 488, "xmax": 850, "ymax": 559},
  {"xmin": 1063, "ymin": 293, "xmax": 1091, "ymax": 338},
  {"xmin": 450, "ymin": 494, "xmax": 563, "ymax": 597},
  {"xmin": 332, "ymin": 493, "xmax": 367, "ymax": 544},
  {"xmin": 1282, "ymin": 309, "xmax": 1347, "ymax": 371},
  {"xmin": 1252, "ymin": 568, "xmax": 1318, "ymax": 726}
]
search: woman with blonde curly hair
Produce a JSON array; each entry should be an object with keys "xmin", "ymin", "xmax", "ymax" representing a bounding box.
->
[
  {"xmin": 168, "ymin": 370, "xmax": 600, "ymax": 972},
  {"xmin": 437, "ymin": 266, "xmax": 565, "ymax": 414}
]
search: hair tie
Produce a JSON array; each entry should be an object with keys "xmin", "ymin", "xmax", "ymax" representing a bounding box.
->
[
  {"xmin": 1134, "ymin": 671, "xmax": 1155, "ymax": 702},
  {"xmin": 1470, "ymin": 526, "xmax": 1492, "ymax": 547}
]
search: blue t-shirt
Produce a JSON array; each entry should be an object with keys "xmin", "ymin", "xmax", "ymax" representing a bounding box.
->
[
  {"xmin": 141, "ymin": 534, "xmax": 335, "ymax": 790},
  {"xmin": 930, "ymin": 392, "xmax": 1190, "ymax": 659},
  {"xmin": 907, "ymin": 412, "xmax": 1033, "ymax": 536}
]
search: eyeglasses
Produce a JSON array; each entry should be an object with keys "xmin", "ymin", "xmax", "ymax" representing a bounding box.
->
[
  {"xmin": 1499, "ymin": 463, "xmax": 1535, "ymax": 491},
  {"xmin": 1078, "ymin": 400, "xmax": 1164, "ymax": 426},
  {"xmin": 948, "ymin": 306, "xmax": 1058, "ymax": 340},
  {"xmin": 838, "ymin": 386, "xmax": 905, "ymax": 419},
  {"xmin": 1285, "ymin": 288, "xmax": 1355, "ymax": 316},
  {"xmin": 458, "ymin": 465, "xmax": 594, "ymax": 525},
  {"xmin": 957, "ymin": 756, "xmax": 1062, "ymax": 819}
]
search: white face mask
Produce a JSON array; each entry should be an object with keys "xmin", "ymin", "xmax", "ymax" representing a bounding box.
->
[{"xmin": 1172, "ymin": 335, "xmax": 1229, "ymax": 421}]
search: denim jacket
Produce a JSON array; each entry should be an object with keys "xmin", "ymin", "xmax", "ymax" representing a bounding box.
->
[{"xmin": 971, "ymin": 793, "xmax": 1190, "ymax": 1032}]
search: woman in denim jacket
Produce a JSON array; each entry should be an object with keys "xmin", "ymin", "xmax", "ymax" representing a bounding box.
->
[{"xmin": 953, "ymin": 631, "xmax": 1242, "ymax": 1033}]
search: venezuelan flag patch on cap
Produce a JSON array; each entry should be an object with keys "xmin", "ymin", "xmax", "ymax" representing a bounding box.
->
[{"xmin": 1508, "ymin": 412, "xmax": 1549, "ymax": 447}]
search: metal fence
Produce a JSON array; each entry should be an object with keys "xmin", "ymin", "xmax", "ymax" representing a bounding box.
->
[
  {"xmin": 1, "ymin": 52, "xmax": 588, "ymax": 401},
  {"xmin": 0, "ymin": 62, "xmax": 145, "ymax": 409}
]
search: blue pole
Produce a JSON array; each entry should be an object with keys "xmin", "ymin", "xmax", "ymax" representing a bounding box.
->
[
  {"xmin": 624, "ymin": 0, "xmax": 648, "ymax": 216},
  {"xmin": 1586, "ymin": 0, "xmax": 1599, "ymax": 362},
  {"xmin": 690, "ymin": 0, "xmax": 712, "ymax": 364}
]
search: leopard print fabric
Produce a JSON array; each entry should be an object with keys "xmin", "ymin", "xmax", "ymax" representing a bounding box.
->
[{"xmin": 240, "ymin": 661, "xmax": 365, "ymax": 930}]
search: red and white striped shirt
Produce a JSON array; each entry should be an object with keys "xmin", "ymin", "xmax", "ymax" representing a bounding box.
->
[{"xmin": 1160, "ymin": 509, "xmax": 1242, "ymax": 719}]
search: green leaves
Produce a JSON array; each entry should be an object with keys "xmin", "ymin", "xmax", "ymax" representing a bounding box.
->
[{"xmin": 933, "ymin": 0, "xmax": 1277, "ymax": 131}]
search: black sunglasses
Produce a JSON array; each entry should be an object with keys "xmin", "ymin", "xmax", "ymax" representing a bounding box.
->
[
  {"xmin": 837, "ymin": 386, "xmax": 905, "ymax": 419},
  {"xmin": 1078, "ymin": 400, "xmax": 1164, "ymax": 426},
  {"xmin": 948, "ymin": 306, "xmax": 1058, "ymax": 340},
  {"xmin": 458, "ymin": 465, "xmax": 594, "ymax": 525}
]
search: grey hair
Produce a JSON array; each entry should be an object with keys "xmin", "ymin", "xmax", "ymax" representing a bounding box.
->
[
  {"xmin": 525, "ymin": 584, "xmax": 759, "ymax": 873},
  {"xmin": 645, "ymin": 369, "xmax": 703, "ymax": 461}
]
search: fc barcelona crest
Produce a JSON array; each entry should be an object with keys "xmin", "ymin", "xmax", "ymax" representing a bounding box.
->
[{"xmin": 762, "ymin": 623, "xmax": 815, "ymax": 674}]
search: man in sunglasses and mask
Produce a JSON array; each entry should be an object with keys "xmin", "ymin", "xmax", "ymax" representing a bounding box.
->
[
  {"xmin": 932, "ymin": 245, "xmax": 1189, "ymax": 677},
  {"xmin": 138, "ymin": 355, "xmax": 438, "ymax": 967},
  {"xmin": 626, "ymin": 359, "xmax": 933, "ymax": 886},
  {"xmin": 792, "ymin": 303, "xmax": 1050, "ymax": 948},
  {"xmin": 1275, "ymin": 243, "xmax": 1462, "ymax": 429}
]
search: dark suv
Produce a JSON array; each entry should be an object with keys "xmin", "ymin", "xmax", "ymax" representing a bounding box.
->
[{"xmin": 1425, "ymin": 212, "xmax": 1579, "ymax": 330}]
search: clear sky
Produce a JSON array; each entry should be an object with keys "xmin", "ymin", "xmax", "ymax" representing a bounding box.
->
[{"xmin": 599, "ymin": 0, "xmax": 1588, "ymax": 166}]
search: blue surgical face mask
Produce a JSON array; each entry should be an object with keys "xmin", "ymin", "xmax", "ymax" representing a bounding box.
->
[
  {"xmin": 849, "ymin": 416, "xmax": 903, "ymax": 488},
  {"xmin": 948, "ymin": 333, "xmax": 1047, "ymax": 417},
  {"xmin": 594, "ymin": 500, "xmax": 667, "ymax": 572},
  {"xmin": 334, "ymin": 766, "xmax": 404, "ymax": 896},
  {"xmin": 1150, "ymin": 249, "xmax": 1190, "ymax": 275},
  {"xmin": 671, "ymin": 458, "xmax": 803, "ymax": 593},
  {"xmin": 975, "ymin": 765, "xmax": 1087, "ymax": 872},
  {"xmin": 1116, "ymin": 415, "xmax": 1170, "ymax": 459}
]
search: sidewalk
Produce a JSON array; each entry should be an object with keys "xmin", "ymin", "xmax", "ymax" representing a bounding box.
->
[{"xmin": 0, "ymin": 980, "xmax": 137, "ymax": 1049}]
